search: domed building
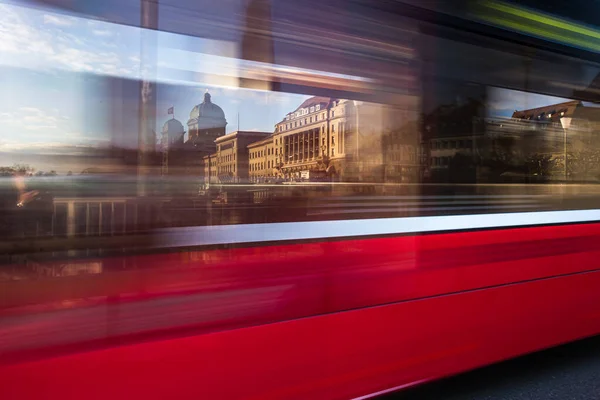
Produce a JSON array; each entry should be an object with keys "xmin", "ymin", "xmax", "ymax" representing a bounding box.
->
[
  {"xmin": 160, "ymin": 91, "xmax": 228, "ymax": 177},
  {"xmin": 186, "ymin": 91, "xmax": 227, "ymax": 152},
  {"xmin": 161, "ymin": 118, "xmax": 185, "ymax": 149}
]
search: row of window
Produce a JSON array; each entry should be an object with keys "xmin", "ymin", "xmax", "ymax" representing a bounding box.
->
[
  {"xmin": 250, "ymin": 147, "xmax": 277, "ymax": 159},
  {"xmin": 218, "ymin": 153, "xmax": 235, "ymax": 163},
  {"xmin": 431, "ymin": 156, "xmax": 452, "ymax": 166},
  {"xmin": 278, "ymin": 112, "xmax": 341, "ymax": 133},
  {"xmin": 218, "ymin": 164, "xmax": 235, "ymax": 173},
  {"xmin": 251, "ymin": 160, "xmax": 275, "ymax": 172},
  {"xmin": 285, "ymin": 104, "xmax": 323, "ymax": 121}
]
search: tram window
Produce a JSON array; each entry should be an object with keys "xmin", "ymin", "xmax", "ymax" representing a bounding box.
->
[{"xmin": 5, "ymin": 0, "xmax": 600, "ymax": 353}]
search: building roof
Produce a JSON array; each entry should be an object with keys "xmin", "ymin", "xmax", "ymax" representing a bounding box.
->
[
  {"xmin": 247, "ymin": 134, "xmax": 274, "ymax": 148},
  {"xmin": 294, "ymin": 96, "xmax": 332, "ymax": 112},
  {"xmin": 512, "ymin": 100, "xmax": 582, "ymax": 122},
  {"xmin": 188, "ymin": 91, "xmax": 227, "ymax": 128},
  {"xmin": 214, "ymin": 130, "xmax": 272, "ymax": 143},
  {"xmin": 162, "ymin": 118, "xmax": 185, "ymax": 134},
  {"xmin": 278, "ymin": 96, "xmax": 333, "ymax": 123}
]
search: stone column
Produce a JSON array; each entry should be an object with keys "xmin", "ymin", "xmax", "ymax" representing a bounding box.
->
[{"xmin": 301, "ymin": 132, "xmax": 305, "ymax": 161}]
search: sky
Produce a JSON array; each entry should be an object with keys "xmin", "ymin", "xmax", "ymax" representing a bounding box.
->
[
  {"xmin": 0, "ymin": 0, "xmax": 310, "ymax": 155},
  {"xmin": 0, "ymin": 0, "xmax": 589, "ymax": 172}
]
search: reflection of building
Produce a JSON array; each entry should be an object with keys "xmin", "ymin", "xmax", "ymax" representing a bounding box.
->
[
  {"xmin": 272, "ymin": 96, "xmax": 418, "ymax": 182},
  {"xmin": 197, "ymin": 95, "xmax": 419, "ymax": 183},
  {"xmin": 512, "ymin": 100, "xmax": 581, "ymax": 123},
  {"xmin": 423, "ymin": 99, "xmax": 484, "ymax": 179},
  {"xmin": 203, "ymin": 153, "xmax": 218, "ymax": 184},
  {"xmin": 509, "ymin": 100, "xmax": 600, "ymax": 181},
  {"xmin": 381, "ymin": 122, "xmax": 421, "ymax": 183},
  {"xmin": 161, "ymin": 91, "xmax": 227, "ymax": 176},
  {"xmin": 429, "ymin": 137, "xmax": 474, "ymax": 170},
  {"xmin": 162, "ymin": 93, "xmax": 419, "ymax": 183},
  {"xmin": 248, "ymin": 135, "xmax": 276, "ymax": 182},
  {"xmin": 187, "ymin": 91, "xmax": 227, "ymax": 151},
  {"xmin": 160, "ymin": 118, "xmax": 185, "ymax": 175},
  {"xmin": 274, "ymin": 96, "xmax": 333, "ymax": 179},
  {"xmin": 505, "ymin": 100, "xmax": 594, "ymax": 158},
  {"xmin": 203, "ymin": 131, "xmax": 272, "ymax": 183}
]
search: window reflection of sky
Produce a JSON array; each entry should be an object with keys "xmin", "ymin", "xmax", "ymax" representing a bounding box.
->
[{"xmin": 0, "ymin": 2, "xmax": 309, "ymax": 154}]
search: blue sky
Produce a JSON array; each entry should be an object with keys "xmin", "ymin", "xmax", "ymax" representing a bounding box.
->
[{"xmin": 0, "ymin": 1, "xmax": 309, "ymax": 153}]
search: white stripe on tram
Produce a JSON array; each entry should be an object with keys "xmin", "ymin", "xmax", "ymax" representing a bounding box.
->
[{"xmin": 157, "ymin": 209, "xmax": 600, "ymax": 248}]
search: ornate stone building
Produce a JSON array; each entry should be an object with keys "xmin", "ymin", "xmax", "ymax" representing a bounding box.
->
[
  {"xmin": 187, "ymin": 91, "xmax": 228, "ymax": 151},
  {"xmin": 161, "ymin": 91, "xmax": 227, "ymax": 176},
  {"xmin": 273, "ymin": 96, "xmax": 419, "ymax": 182}
]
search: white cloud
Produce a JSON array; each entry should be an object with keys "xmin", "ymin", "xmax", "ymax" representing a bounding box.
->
[
  {"xmin": 0, "ymin": 4, "xmax": 135, "ymax": 79},
  {"xmin": 57, "ymin": 33, "xmax": 84, "ymax": 46},
  {"xmin": 43, "ymin": 14, "xmax": 72, "ymax": 27},
  {"xmin": 8, "ymin": 107, "xmax": 71, "ymax": 131},
  {"xmin": 92, "ymin": 29, "xmax": 112, "ymax": 37},
  {"xmin": 19, "ymin": 107, "xmax": 43, "ymax": 114}
]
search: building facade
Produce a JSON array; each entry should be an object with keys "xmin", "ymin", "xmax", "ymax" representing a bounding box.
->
[
  {"xmin": 161, "ymin": 91, "xmax": 227, "ymax": 177},
  {"xmin": 203, "ymin": 130, "xmax": 272, "ymax": 183},
  {"xmin": 166, "ymin": 93, "xmax": 420, "ymax": 184},
  {"xmin": 274, "ymin": 97, "xmax": 347, "ymax": 180},
  {"xmin": 248, "ymin": 135, "xmax": 276, "ymax": 182}
]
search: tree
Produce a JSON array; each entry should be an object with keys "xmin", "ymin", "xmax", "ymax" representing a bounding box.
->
[
  {"xmin": 448, "ymin": 152, "xmax": 476, "ymax": 183},
  {"xmin": 565, "ymin": 148, "xmax": 600, "ymax": 181},
  {"xmin": 0, "ymin": 167, "xmax": 14, "ymax": 177},
  {"xmin": 12, "ymin": 164, "xmax": 34, "ymax": 175},
  {"xmin": 525, "ymin": 154, "xmax": 557, "ymax": 182}
]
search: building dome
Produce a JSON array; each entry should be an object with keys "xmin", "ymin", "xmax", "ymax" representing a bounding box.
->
[
  {"xmin": 188, "ymin": 91, "xmax": 227, "ymax": 130},
  {"xmin": 162, "ymin": 117, "xmax": 185, "ymax": 148},
  {"xmin": 162, "ymin": 118, "xmax": 185, "ymax": 134}
]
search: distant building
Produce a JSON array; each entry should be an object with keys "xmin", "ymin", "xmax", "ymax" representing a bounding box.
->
[
  {"xmin": 423, "ymin": 98, "xmax": 484, "ymax": 180},
  {"xmin": 272, "ymin": 96, "xmax": 417, "ymax": 182},
  {"xmin": 187, "ymin": 91, "xmax": 228, "ymax": 152},
  {"xmin": 160, "ymin": 91, "xmax": 227, "ymax": 177},
  {"xmin": 168, "ymin": 94, "xmax": 419, "ymax": 183},
  {"xmin": 248, "ymin": 135, "xmax": 276, "ymax": 182},
  {"xmin": 203, "ymin": 153, "xmax": 218, "ymax": 184},
  {"xmin": 160, "ymin": 118, "xmax": 185, "ymax": 176},
  {"xmin": 511, "ymin": 100, "xmax": 582, "ymax": 123},
  {"xmin": 381, "ymin": 122, "xmax": 421, "ymax": 183},
  {"xmin": 203, "ymin": 130, "xmax": 272, "ymax": 183}
]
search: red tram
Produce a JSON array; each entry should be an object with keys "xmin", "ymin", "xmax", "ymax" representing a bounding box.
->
[{"xmin": 2, "ymin": 0, "xmax": 600, "ymax": 399}]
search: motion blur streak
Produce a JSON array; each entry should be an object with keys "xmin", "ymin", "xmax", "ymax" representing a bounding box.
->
[
  {"xmin": 4, "ymin": 0, "xmax": 600, "ymax": 399},
  {"xmin": 474, "ymin": 0, "xmax": 600, "ymax": 52}
]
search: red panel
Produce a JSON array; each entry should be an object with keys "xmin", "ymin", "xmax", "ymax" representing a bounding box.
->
[
  {"xmin": 2, "ymin": 269, "xmax": 600, "ymax": 400},
  {"xmin": 4, "ymin": 223, "xmax": 600, "ymax": 361}
]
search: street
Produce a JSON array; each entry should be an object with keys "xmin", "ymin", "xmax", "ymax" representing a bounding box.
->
[{"xmin": 387, "ymin": 334, "xmax": 600, "ymax": 400}]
